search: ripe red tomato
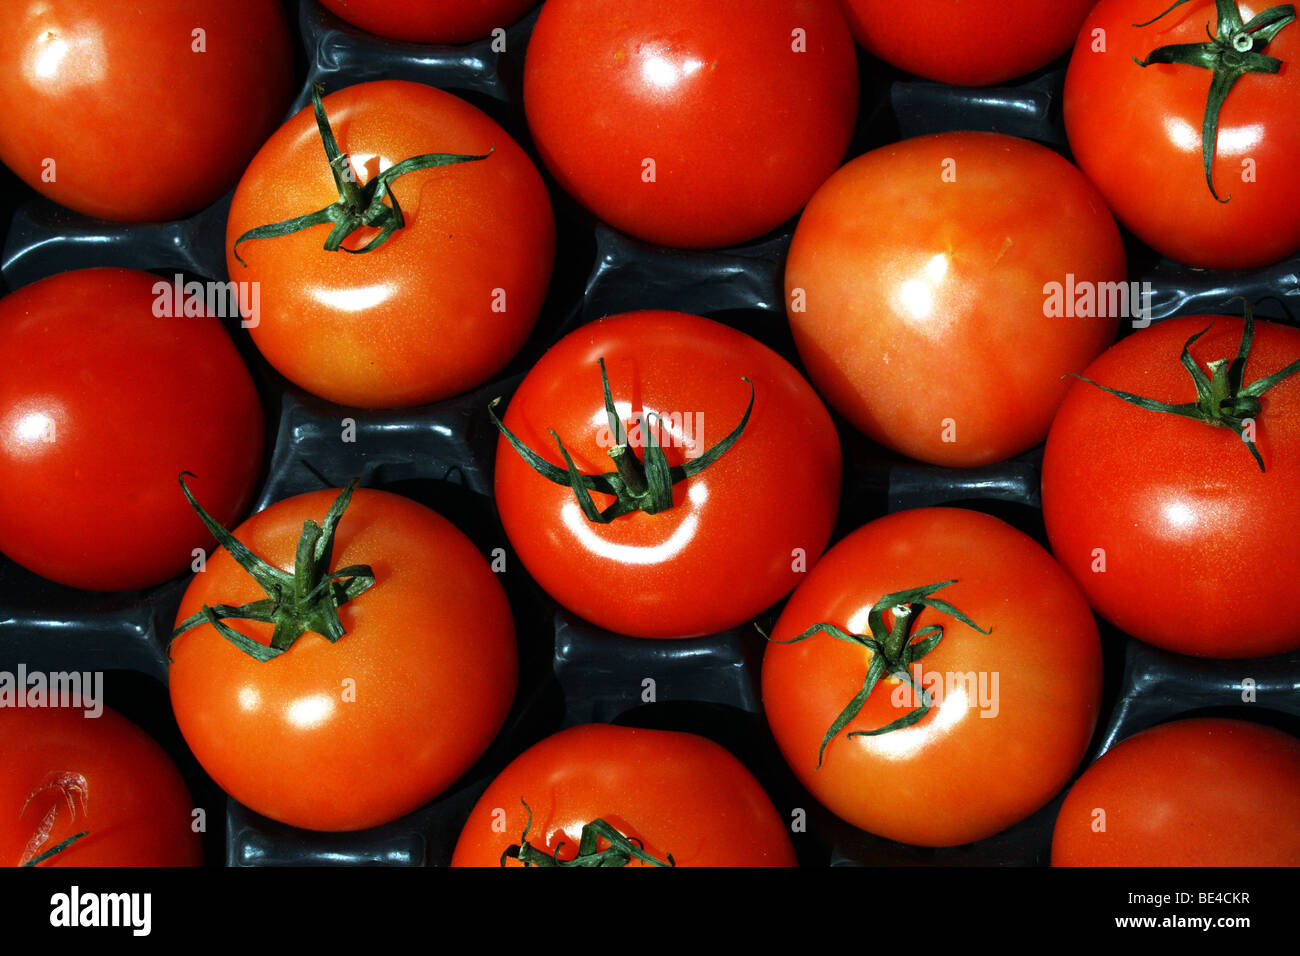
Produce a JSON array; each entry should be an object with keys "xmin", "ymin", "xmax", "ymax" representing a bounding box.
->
[
  {"xmin": 1042, "ymin": 313, "xmax": 1300, "ymax": 658},
  {"xmin": 0, "ymin": 268, "xmax": 264, "ymax": 592},
  {"xmin": 840, "ymin": 0, "xmax": 1096, "ymax": 86},
  {"xmin": 0, "ymin": 0, "xmax": 292, "ymax": 222},
  {"xmin": 226, "ymin": 80, "xmax": 555, "ymax": 409},
  {"xmin": 169, "ymin": 486, "xmax": 517, "ymax": 832},
  {"xmin": 762, "ymin": 507, "xmax": 1102, "ymax": 847},
  {"xmin": 451, "ymin": 724, "xmax": 797, "ymax": 866},
  {"xmin": 524, "ymin": 0, "xmax": 858, "ymax": 249},
  {"xmin": 317, "ymin": 0, "xmax": 538, "ymax": 44},
  {"xmin": 0, "ymin": 706, "xmax": 201, "ymax": 867},
  {"xmin": 1065, "ymin": 0, "xmax": 1300, "ymax": 269},
  {"xmin": 492, "ymin": 311, "xmax": 842, "ymax": 639},
  {"xmin": 1052, "ymin": 718, "xmax": 1300, "ymax": 866},
  {"xmin": 785, "ymin": 131, "xmax": 1125, "ymax": 467}
]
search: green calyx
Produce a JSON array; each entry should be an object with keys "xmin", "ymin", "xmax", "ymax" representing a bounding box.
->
[
  {"xmin": 501, "ymin": 800, "xmax": 675, "ymax": 868},
  {"xmin": 1068, "ymin": 300, "xmax": 1300, "ymax": 472},
  {"xmin": 231, "ymin": 82, "xmax": 493, "ymax": 266},
  {"xmin": 171, "ymin": 474, "xmax": 375, "ymax": 662},
  {"xmin": 765, "ymin": 582, "xmax": 990, "ymax": 770},
  {"xmin": 488, "ymin": 358, "xmax": 754, "ymax": 524},
  {"xmin": 1132, "ymin": 0, "xmax": 1296, "ymax": 202},
  {"xmin": 20, "ymin": 831, "xmax": 88, "ymax": 868}
]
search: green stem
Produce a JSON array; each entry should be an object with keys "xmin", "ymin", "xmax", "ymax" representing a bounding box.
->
[{"xmin": 501, "ymin": 800, "xmax": 675, "ymax": 867}]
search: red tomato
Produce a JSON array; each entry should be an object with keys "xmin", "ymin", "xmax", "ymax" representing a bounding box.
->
[
  {"xmin": 524, "ymin": 0, "xmax": 858, "ymax": 249},
  {"xmin": 0, "ymin": 268, "xmax": 264, "ymax": 592},
  {"xmin": 763, "ymin": 507, "xmax": 1102, "ymax": 847},
  {"xmin": 840, "ymin": 0, "xmax": 1096, "ymax": 86},
  {"xmin": 1052, "ymin": 718, "xmax": 1300, "ymax": 866},
  {"xmin": 1065, "ymin": 0, "xmax": 1300, "ymax": 269},
  {"xmin": 785, "ymin": 131, "xmax": 1125, "ymax": 467},
  {"xmin": 492, "ymin": 311, "xmax": 842, "ymax": 639},
  {"xmin": 1042, "ymin": 314, "xmax": 1300, "ymax": 658},
  {"xmin": 451, "ymin": 724, "xmax": 797, "ymax": 866},
  {"xmin": 226, "ymin": 80, "xmax": 555, "ymax": 409},
  {"xmin": 169, "ymin": 486, "xmax": 517, "ymax": 832},
  {"xmin": 0, "ymin": 0, "xmax": 292, "ymax": 222},
  {"xmin": 317, "ymin": 0, "xmax": 538, "ymax": 44},
  {"xmin": 0, "ymin": 706, "xmax": 201, "ymax": 867}
]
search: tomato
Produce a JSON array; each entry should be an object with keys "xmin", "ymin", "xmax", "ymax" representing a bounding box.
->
[
  {"xmin": 226, "ymin": 80, "xmax": 555, "ymax": 409},
  {"xmin": 785, "ymin": 131, "xmax": 1125, "ymax": 468},
  {"xmin": 0, "ymin": 0, "xmax": 292, "ymax": 223},
  {"xmin": 0, "ymin": 705, "xmax": 201, "ymax": 867},
  {"xmin": 839, "ymin": 0, "xmax": 1096, "ymax": 86},
  {"xmin": 168, "ymin": 485, "xmax": 517, "ymax": 832},
  {"xmin": 317, "ymin": 0, "xmax": 538, "ymax": 45},
  {"xmin": 1065, "ymin": 0, "xmax": 1300, "ymax": 269},
  {"xmin": 1052, "ymin": 718, "xmax": 1300, "ymax": 866},
  {"xmin": 762, "ymin": 507, "xmax": 1102, "ymax": 847},
  {"xmin": 0, "ymin": 268, "xmax": 264, "ymax": 592},
  {"xmin": 524, "ymin": 0, "xmax": 858, "ymax": 249},
  {"xmin": 492, "ymin": 310, "xmax": 841, "ymax": 639},
  {"xmin": 1042, "ymin": 313, "xmax": 1300, "ymax": 658},
  {"xmin": 451, "ymin": 724, "xmax": 796, "ymax": 866}
]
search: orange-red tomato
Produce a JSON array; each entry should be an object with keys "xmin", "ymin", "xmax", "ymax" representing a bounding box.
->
[
  {"xmin": 1052, "ymin": 718, "xmax": 1300, "ymax": 866},
  {"xmin": 763, "ymin": 507, "xmax": 1102, "ymax": 847},
  {"xmin": 451, "ymin": 724, "xmax": 797, "ymax": 866},
  {"xmin": 0, "ymin": 268, "xmax": 264, "ymax": 592},
  {"xmin": 785, "ymin": 132, "xmax": 1124, "ymax": 467},
  {"xmin": 169, "ymin": 488, "xmax": 517, "ymax": 832},
  {"xmin": 0, "ymin": 0, "xmax": 292, "ymax": 222},
  {"xmin": 493, "ymin": 311, "xmax": 842, "ymax": 639},
  {"xmin": 0, "ymin": 706, "xmax": 202, "ymax": 867},
  {"xmin": 316, "ymin": 0, "xmax": 538, "ymax": 44},
  {"xmin": 840, "ymin": 0, "xmax": 1096, "ymax": 86},
  {"xmin": 524, "ymin": 0, "xmax": 858, "ymax": 249},
  {"xmin": 226, "ymin": 80, "xmax": 555, "ymax": 409}
]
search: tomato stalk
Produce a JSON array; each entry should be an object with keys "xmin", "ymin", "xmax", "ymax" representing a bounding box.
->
[
  {"xmin": 764, "ymin": 582, "xmax": 989, "ymax": 769},
  {"xmin": 1068, "ymin": 300, "xmax": 1300, "ymax": 471},
  {"xmin": 489, "ymin": 358, "xmax": 754, "ymax": 523},
  {"xmin": 1133, "ymin": 0, "xmax": 1296, "ymax": 202},
  {"xmin": 231, "ymin": 83, "xmax": 493, "ymax": 266},
  {"xmin": 501, "ymin": 800, "xmax": 675, "ymax": 867},
  {"xmin": 170, "ymin": 474, "xmax": 375, "ymax": 662},
  {"xmin": 20, "ymin": 831, "xmax": 88, "ymax": 868}
]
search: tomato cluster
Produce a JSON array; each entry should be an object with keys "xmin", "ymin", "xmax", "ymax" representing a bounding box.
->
[{"xmin": 1, "ymin": 0, "xmax": 1297, "ymax": 872}]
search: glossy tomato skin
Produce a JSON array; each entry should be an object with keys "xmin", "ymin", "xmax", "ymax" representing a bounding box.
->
[
  {"xmin": 786, "ymin": 132, "xmax": 1124, "ymax": 467},
  {"xmin": 169, "ymin": 489, "xmax": 517, "ymax": 832},
  {"xmin": 1065, "ymin": 0, "xmax": 1300, "ymax": 269},
  {"xmin": 1052, "ymin": 718, "xmax": 1300, "ymax": 866},
  {"xmin": 840, "ymin": 0, "xmax": 1096, "ymax": 86},
  {"xmin": 1042, "ymin": 317, "xmax": 1300, "ymax": 659},
  {"xmin": 0, "ymin": 268, "xmax": 264, "ymax": 592},
  {"xmin": 763, "ymin": 508, "xmax": 1102, "ymax": 847},
  {"xmin": 524, "ymin": 0, "xmax": 858, "ymax": 249},
  {"xmin": 226, "ymin": 80, "xmax": 555, "ymax": 409},
  {"xmin": 451, "ymin": 724, "xmax": 797, "ymax": 866},
  {"xmin": 494, "ymin": 311, "xmax": 842, "ymax": 639},
  {"xmin": 0, "ymin": 0, "xmax": 292, "ymax": 223},
  {"xmin": 0, "ymin": 706, "xmax": 202, "ymax": 867},
  {"xmin": 317, "ymin": 0, "xmax": 538, "ymax": 44}
]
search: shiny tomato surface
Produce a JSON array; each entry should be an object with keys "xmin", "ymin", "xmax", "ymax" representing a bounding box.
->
[
  {"xmin": 227, "ymin": 80, "xmax": 555, "ymax": 409},
  {"xmin": 493, "ymin": 311, "xmax": 842, "ymax": 639},
  {"xmin": 452, "ymin": 724, "xmax": 797, "ymax": 866},
  {"xmin": 1052, "ymin": 718, "xmax": 1300, "ymax": 866},
  {"xmin": 0, "ymin": 0, "xmax": 292, "ymax": 222},
  {"xmin": 763, "ymin": 507, "xmax": 1102, "ymax": 847},
  {"xmin": 524, "ymin": 0, "xmax": 858, "ymax": 248},
  {"xmin": 0, "ymin": 268, "xmax": 264, "ymax": 592},
  {"xmin": 785, "ymin": 131, "xmax": 1124, "ymax": 467},
  {"xmin": 169, "ymin": 488, "xmax": 517, "ymax": 832},
  {"xmin": 0, "ymin": 706, "xmax": 202, "ymax": 867}
]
